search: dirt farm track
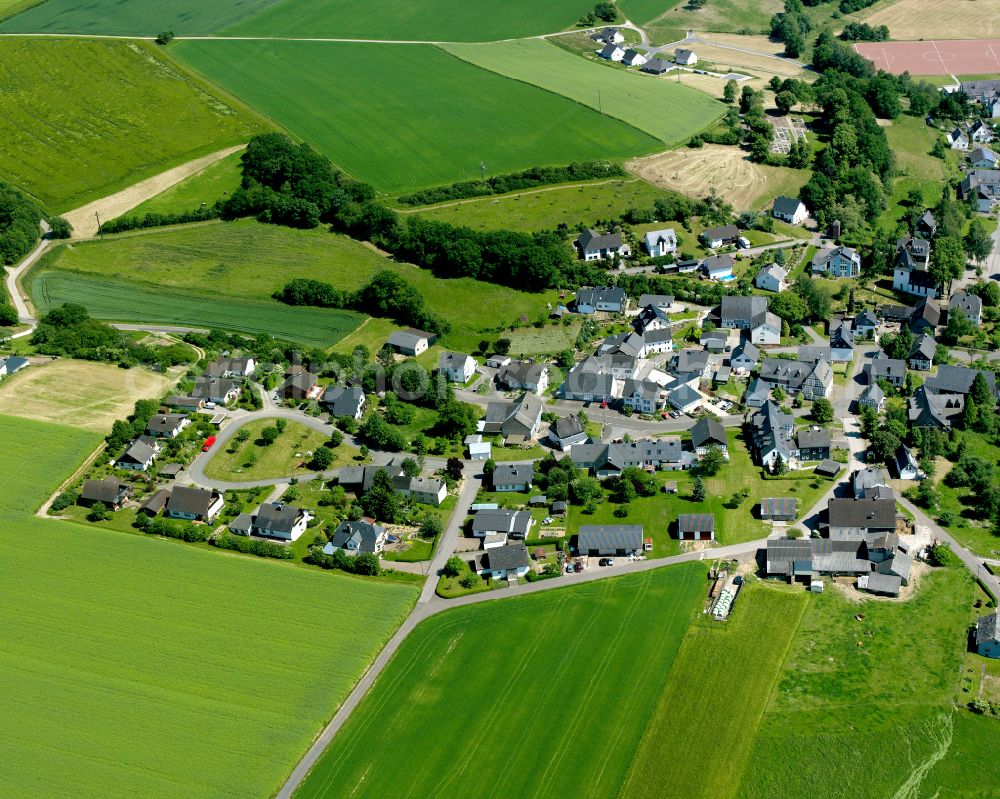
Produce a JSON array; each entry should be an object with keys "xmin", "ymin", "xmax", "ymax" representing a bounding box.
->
[{"xmin": 856, "ymin": 39, "xmax": 1000, "ymax": 76}]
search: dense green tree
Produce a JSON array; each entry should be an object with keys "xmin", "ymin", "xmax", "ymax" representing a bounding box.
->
[
  {"xmin": 811, "ymin": 398, "xmax": 834, "ymax": 423},
  {"xmin": 310, "ymin": 446, "xmax": 334, "ymax": 470}
]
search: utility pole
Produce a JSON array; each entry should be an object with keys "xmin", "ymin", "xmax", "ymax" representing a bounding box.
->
[
  {"xmin": 95, "ymin": 211, "xmax": 103, "ymax": 240},
  {"xmin": 598, "ymin": 89, "xmax": 602, "ymax": 114},
  {"xmin": 480, "ymin": 161, "xmax": 487, "ymax": 182}
]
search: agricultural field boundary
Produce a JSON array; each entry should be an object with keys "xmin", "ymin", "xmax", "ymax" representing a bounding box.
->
[{"xmin": 64, "ymin": 144, "xmax": 246, "ymax": 238}]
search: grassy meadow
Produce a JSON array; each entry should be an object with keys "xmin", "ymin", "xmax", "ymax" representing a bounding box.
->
[
  {"xmin": 204, "ymin": 418, "xmax": 362, "ymax": 481},
  {"xmin": 0, "ymin": 39, "xmax": 266, "ymax": 212},
  {"xmin": 174, "ymin": 41, "xmax": 661, "ymax": 192},
  {"xmin": 621, "ymin": 584, "xmax": 808, "ymax": 799},
  {"xmin": 225, "ymin": 0, "xmax": 586, "ymax": 40},
  {"xmin": 406, "ymin": 177, "xmax": 681, "ymax": 231},
  {"xmin": 443, "ymin": 39, "xmax": 725, "ymax": 146},
  {"xmin": 29, "ymin": 220, "xmax": 562, "ymax": 353},
  {"xmin": 0, "ymin": 414, "xmax": 418, "ymax": 797},
  {"xmin": 739, "ymin": 567, "xmax": 981, "ymax": 797},
  {"xmin": 294, "ymin": 564, "xmax": 705, "ymax": 799},
  {"xmin": 0, "ymin": 0, "xmax": 281, "ymax": 34},
  {"xmin": 646, "ymin": 0, "xmax": 782, "ymax": 35},
  {"xmin": 29, "ymin": 269, "xmax": 364, "ymax": 348},
  {"xmin": 619, "ymin": 0, "xmax": 685, "ymax": 25},
  {"xmin": 129, "ymin": 150, "xmax": 244, "ymax": 217}
]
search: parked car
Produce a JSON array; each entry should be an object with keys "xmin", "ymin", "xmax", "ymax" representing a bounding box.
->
[
  {"xmin": 566, "ymin": 564, "xmax": 575, "ymax": 573},
  {"xmin": 542, "ymin": 517, "xmax": 553, "ymax": 524},
  {"xmin": 202, "ymin": 436, "xmax": 217, "ymax": 452},
  {"xmin": 737, "ymin": 236, "xmax": 751, "ymax": 249}
]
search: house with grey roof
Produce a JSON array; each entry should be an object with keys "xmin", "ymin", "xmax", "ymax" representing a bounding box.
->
[
  {"xmin": 854, "ymin": 309, "xmax": 878, "ymax": 337},
  {"xmin": 322, "ymin": 385, "xmax": 366, "ymax": 419},
  {"xmin": 796, "ymin": 427, "xmax": 831, "ymax": 461},
  {"xmin": 593, "ymin": 26, "xmax": 624, "ymax": 44},
  {"xmin": 700, "ymin": 224, "xmax": 739, "ymax": 249},
  {"xmin": 755, "ymin": 263, "xmax": 787, "ymax": 293},
  {"xmin": 924, "ymin": 364, "xmax": 996, "ymax": 398},
  {"xmin": 575, "ymin": 286, "xmax": 628, "ymax": 312},
  {"xmin": 570, "ymin": 437, "xmax": 688, "ymax": 476},
  {"xmin": 0, "ymin": 355, "xmax": 29, "ymax": 378},
  {"xmin": 674, "ymin": 48, "xmax": 698, "ymax": 65},
  {"xmin": 730, "ymin": 339, "xmax": 759, "ymax": 372},
  {"xmin": 577, "ymin": 524, "xmax": 644, "ymax": 556},
  {"xmin": 549, "ymin": 414, "xmax": 588, "ymax": 451},
  {"xmin": 622, "ymin": 48, "xmax": 647, "ymax": 67},
  {"xmin": 760, "ymin": 497, "xmax": 797, "ymax": 522},
  {"xmin": 976, "ymin": 612, "xmax": 1000, "ymax": 658},
  {"xmin": 191, "ymin": 376, "xmax": 241, "ymax": 405},
  {"xmin": 482, "ymin": 392, "xmax": 544, "ymax": 440},
  {"xmin": 759, "ymin": 358, "xmax": 832, "ymax": 399},
  {"xmin": 598, "ymin": 43, "xmax": 626, "ymax": 62},
  {"xmin": 164, "ymin": 486, "xmax": 223, "ymax": 521},
  {"xmin": 251, "ymin": 501, "xmax": 311, "ymax": 541},
  {"xmin": 908, "ymin": 334, "xmax": 936, "ymax": 371},
  {"xmin": 749, "ymin": 401, "xmax": 796, "ymax": 468},
  {"xmin": 576, "ymin": 230, "xmax": 629, "ymax": 262},
  {"xmin": 949, "ymin": 290, "xmax": 983, "ymax": 327},
  {"xmin": 560, "ymin": 357, "xmax": 618, "ymax": 403},
  {"xmin": 893, "ymin": 445, "xmax": 924, "ymax": 481},
  {"xmin": 640, "ymin": 57, "xmax": 670, "ymax": 75},
  {"xmin": 960, "ymin": 168, "xmax": 1000, "ymax": 212},
  {"xmin": 691, "ymin": 417, "xmax": 727, "ymax": 458},
  {"xmin": 80, "ymin": 477, "xmax": 129, "ymax": 510},
  {"xmin": 145, "ymin": 413, "xmax": 190, "ymax": 439},
  {"xmin": 204, "ymin": 356, "xmax": 255, "ymax": 379},
  {"xmin": 771, "ymin": 196, "xmax": 807, "ymax": 225},
  {"xmin": 829, "ymin": 321, "xmax": 854, "ymax": 362},
  {"xmin": 324, "ymin": 519, "xmax": 387, "ymax": 555},
  {"xmin": 387, "ymin": 328, "xmax": 431, "ymax": 356},
  {"xmin": 969, "ymin": 146, "xmax": 999, "ymax": 169},
  {"xmin": 643, "ymin": 229, "xmax": 677, "ymax": 257},
  {"xmin": 116, "ymin": 438, "xmax": 160, "ymax": 472},
  {"xmin": 853, "ymin": 467, "xmax": 891, "ymax": 500},
  {"xmin": 676, "ymin": 513, "xmax": 715, "ymax": 541},
  {"xmin": 947, "ymin": 127, "xmax": 969, "ymax": 150},
  {"xmin": 476, "ymin": 542, "xmax": 530, "ymax": 579},
  {"xmin": 744, "ymin": 377, "xmax": 772, "ymax": 408},
  {"xmin": 438, "ymin": 351, "xmax": 476, "ymax": 383},
  {"xmin": 916, "ymin": 209, "xmax": 937, "ymax": 238},
  {"xmin": 969, "ymin": 119, "xmax": 993, "ymax": 143},
  {"xmin": 497, "ymin": 361, "xmax": 549, "ymax": 394},
  {"xmin": 671, "ymin": 348, "xmax": 711, "ymax": 381},
  {"xmin": 638, "ymin": 294, "xmax": 675, "ymax": 312},
  {"xmin": 865, "ymin": 354, "xmax": 906, "ymax": 388},
  {"xmin": 909, "ymin": 385, "xmax": 964, "ymax": 429},
  {"xmin": 827, "ymin": 495, "xmax": 897, "ymax": 539},
  {"xmin": 472, "ymin": 508, "xmax": 534, "ymax": 539},
  {"xmin": 812, "ymin": 245, "xmax": 861, "ymax": 278},
  {"xmin": 910, "ymin": 298, "xmax": 941, "ymax": 333},
  {"xmin": 623, "ymin": 378, "xmax": 666, "ymax": 414},
  {"xmin": 893, "ymin": 235, "xmax": 936, "ymax": 298},
  {"xmin": 702, "ymin": 253, "xmax": 735, "ymax": 281},
  {"xmin": 668, "ymin": 383, "xmax": 702, "ymax": 413},
  {"xmin": 859, "ymin": 382, "xmax": 885, "ymax": 412},
  {"xmin": 492, "ymin": 463, "xmax": 534, "ymax": 492}
]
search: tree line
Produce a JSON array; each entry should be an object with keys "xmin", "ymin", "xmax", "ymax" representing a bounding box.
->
[
  {"xmin": 396, "ymin": 161, "xmax": 625, "ymax": 206},
  {"xmin": 276, "ymin": 270, "xmax": 448, "ymax": 335}
]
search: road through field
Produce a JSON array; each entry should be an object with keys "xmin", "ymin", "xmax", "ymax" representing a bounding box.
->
[{"xmin": 62, "ymin": 144, "xmax": 245, "ymax": 238}]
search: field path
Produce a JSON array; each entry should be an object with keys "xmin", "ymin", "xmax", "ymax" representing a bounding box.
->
[{"xmin": 62, "ymin": 144, "xmax": 245, "ymax": 238}]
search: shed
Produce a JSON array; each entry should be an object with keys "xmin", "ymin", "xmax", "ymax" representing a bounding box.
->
[{"xmin": 676, "ymin": 513, "xmax": 715, "ymax": 541}]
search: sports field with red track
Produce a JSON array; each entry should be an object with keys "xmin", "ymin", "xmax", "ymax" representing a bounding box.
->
[{"xmin": 856, "ymin": 39, "xmax": 1000, "ymax": 76}]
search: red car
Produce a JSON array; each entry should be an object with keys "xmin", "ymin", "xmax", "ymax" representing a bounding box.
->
[{"xmin": 201, "ymin": 436, "xmax": 217, "ymax": 452}]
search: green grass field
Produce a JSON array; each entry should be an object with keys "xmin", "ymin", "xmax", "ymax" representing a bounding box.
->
[
  {"xmin": 0, "ymin": 414, "xmax": 418, "ymax": 797},
  {"xmin": 916, "ymin": 712, "xmax": 1000, "ymax": 797},
  {"xmin": 619, "ymin": 0, "xmax": 684, "ymax": 25},
  {"xmin": 129, "ymin": 150, "xmax": 244, "ymax": 217},
  {"xmin": 30, "ymin": 220, "xmax": 562, "ymax": 353},
  {"xmin": 443, "ymin": 39, "xmax": 724, "ymax": 146},
  {"xmin": 175, "ymin": 41, "xmax": 660, "ymax": 192},
  {"xmin": 621, "ymin": 584, "xmax": 808, "ymax": 799},
  {"xmin": 0, "ymin": 38, "xmax": 265, "ymax": 212},
  {"xmin": 406, "ymin": 177, "xmax": 681, "ymax": 231},
  {"xmin": 739, "ymin": 567, "xmax": 979, "ymax": 797},
  {"xmin": 645, "ymin": 0, "xmax": 782, "ymax": 34},
  {"xmin": 225, "ymin": 0, "xmax": 585, "ymax": 40},
  {"xmin": 294, "ymin": 564, "xmax": 706, "ymax": 798},
  {"xmin": 204, "ymin": 418, "xmax": 361, "ymax": 481},
  {"xmin": 29, "ymin": 269, "xmax": 364, "ymax": 348},
  {"xmin": 0, "ymin": 0, "xmax": 281, "ymax": 34}
]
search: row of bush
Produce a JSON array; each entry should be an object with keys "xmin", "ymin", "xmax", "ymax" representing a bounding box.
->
[
  {"xmin": 396, "ymin": 161, "xmax": 625, "ymax": 206},
  {"xmin": 100, "ymin": 206, "xmax": 218, "ymax": 235},
  {"xmin": 304, "ymin": 545, "xmax": 381, "ymax": 576},
  {"xmin": 211, "ymin": 531, "xmax": 294, "ymax": 559}
]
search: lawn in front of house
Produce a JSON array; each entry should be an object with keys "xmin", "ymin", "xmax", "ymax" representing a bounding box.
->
[{"xmin": 203, "ymin": 419, "xmax": 361, "ymax": 481}]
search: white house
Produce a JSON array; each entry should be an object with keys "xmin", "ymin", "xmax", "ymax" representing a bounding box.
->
[
  {"xmin": 576, "ymin": 230, "xmax": 629, "ymax": 261},
  {"xmin": 164, "ymin": 486, "xmax": 223, "ymax": 522},
  {"xmin": 674, "ymin": 48, "xmax": 697, "ymax": 65},
  {"xmin": 771, "ymin": 196, "xmax": 808, "ymax": 225},
  {"xmin": 812, "ymin": 245, "xmax": 861, "ymax": 278},
  {"xmin": 622, "ymin": 48, "xmax": 647, "ymax": 67},
  {"xmin": 492, "ymin": 463, "xmax": 533, "ymax": 492},
  {"xmin": 702, "ymin": 253, "xmax": 734, "ymax": 281},
  {"xmin": 575, "ymin": 286, "xmax": 627, "ymax": 313},
  {"xmin": 324, "ymin": 519, "xmax": 387, "ymax": 555},
  {"xmin": 466, "ymin": 435, "xmax": 492, "ymax": 461},
  {"xmin": 476, "ymin": 543, "xmax": 530, "ymax": 580},
  {"xmin": 754, "ymin": 263, "xmax": 787, "ymax": 293},
  {"xmin": 595, "ymin": 26, "xmax": 624, "ymax": 44},
  {"xmin": 387, "ymin": 328, "xmax": 431, "ymax": 356},
  {"xmin": 145, "ymin": 413, "xmax": 190, "ymax": 439},
  {"xmin": 969, "ymin": 119, "xmax": 993, "ymax": 143},
  {"xmin": 116, "ymin": 438, "xmax": 160, "ymax": 472},
  {"xmin": 598, "ymin": 43, "xmax": 625, "ymax": 62},
  {"xmin": 497, "ymin": 361, "xmax": 549, "ymax": 394},
  {"xmin": 947, "ymin": 127, "xmax": 969, "ymax": 150},
  {"xmin": 643, "ymin": 228, "xmax": 677, "ymax": 257},
  {"xmin": 438, "ymin": 351, "xmax": 476, "ymax": 383},
  {"xmin": 751, "ymin": 312, "xmax": 782, "ymax": 346},
  {"xmin": 970, "ymin": 147, "xmax": 999, "ymax": 169},
  {"xmin": 250, "ymin": 501, "xmax": 312, "ymax": 542}
]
